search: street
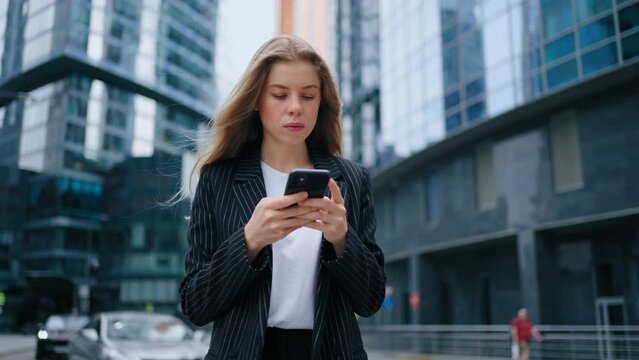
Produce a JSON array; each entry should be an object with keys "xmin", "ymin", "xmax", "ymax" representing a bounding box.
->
[
  {"xmin": 0, "ymin": 334, "xmax": 492, "ymax": 360},
  {"xmin": 0, "ymin": 335, "xmax": 35, "ymax": 359},
  {"xmin": 1, "ymin": 334, "xmax": 517, "ymax": 360},
  {"xmin": 2, "ymin": 350, "xmax": 34, "ymax": 360}
]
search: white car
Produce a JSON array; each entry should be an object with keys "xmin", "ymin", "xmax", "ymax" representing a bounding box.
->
[{"xmin": 68, "ymin": 311, "xmax": 208, "ymax": 360}]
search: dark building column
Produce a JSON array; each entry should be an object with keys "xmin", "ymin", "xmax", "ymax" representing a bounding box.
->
[
  {"xmin": 516, "ymin": 227, "xmax": 541, "ymax": 323},
  {"xmin": 409, "ymin": 254, "xmax": 421, "ymax": 324},
  {"xmin": 630, "ymin": 224, "xmax": 639, "ymax": 324},
  {"xmin": 420, "ymin": 256, "xmax": 442, "ymax": 324}
]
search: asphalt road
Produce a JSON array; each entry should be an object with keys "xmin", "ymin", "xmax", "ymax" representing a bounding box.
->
[
  {"xmin": 0, "ymin": 334, "xmax": 36, "ymax": 359},
  {"xmin": 0, "ymin": 349, "xmax": 34, "ymax": 360},
  {"xmin": 0, "ymin": 334, "xmax": 483, "ymax": 360}
]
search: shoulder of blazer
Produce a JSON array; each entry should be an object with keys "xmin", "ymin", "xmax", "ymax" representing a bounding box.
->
[
  {"xmin": 199, "ymin": 158, "xmax": 237, "ymax": 186},
  {"xmin": 332, "ymin": 156, "xmax": 369, "ymax": 188}
]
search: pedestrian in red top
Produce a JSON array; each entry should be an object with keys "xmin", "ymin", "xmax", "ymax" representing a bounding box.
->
[{"xmin": 511, "ymin": 308, "xmax": 543, "ymax": 360}]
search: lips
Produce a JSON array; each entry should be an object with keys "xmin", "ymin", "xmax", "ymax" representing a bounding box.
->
[{"xmin": 284, "ymin": 122, "xmax": 304, "ymax": 132}]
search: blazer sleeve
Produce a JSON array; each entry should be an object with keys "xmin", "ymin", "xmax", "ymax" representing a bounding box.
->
[
  {"xmin": 179, "ymin": 166, "xmax": 269, "ymax": 326},
  {"xmin": 321, "ymin": 166, "xmax": 386, "ymax": 317}
]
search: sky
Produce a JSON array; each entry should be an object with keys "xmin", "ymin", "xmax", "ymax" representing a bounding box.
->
[{"xmin": 215, "ymin": 0, "xmax": 277, "ymax": 109}]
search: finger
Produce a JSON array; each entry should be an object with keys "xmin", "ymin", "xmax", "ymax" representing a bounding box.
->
[
  {"xmin": 278, "ymin": 217, "xmax": 316, "ymax": 229},
  {"xmin": 302, "ymin": 221, "xmax": 326, "ymax": 232},
  {"xmin": 269, "ymin": 192, "xmax": 308, "ymax": 209},
  {"xmin": 279, "ymin": 204, "xmax": 317, "ymax": 218},
  {"xmin": 297, "ymin": 197, "xmax": 333, "ymax": 210},
  {"xmin": 296, "ymin": 211, "xmax": 342, "ymax": 225},
  {"xmin": 328, "ymin": 179, "xmax": 344, "ymax": 205}
]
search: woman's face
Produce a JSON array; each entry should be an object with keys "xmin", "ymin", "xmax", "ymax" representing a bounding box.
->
[{"xmin": 258, "ymin": 61, "xmax": 321, "ymax": 148}]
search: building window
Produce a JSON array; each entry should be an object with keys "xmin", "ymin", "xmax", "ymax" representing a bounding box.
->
[
  {"xmin": 68, "ymin": 96, "xmax": 88, "ymax": 117},
  {"xmin": 106, "ymin": 108, "xmax": 127, "ymax": 128},
  {"xmin": 476, "ymin": 141, "xmax": 496, "ymax": 210},
  {"xmin": 443, "ymin": 46, "xmax": 460, "ymax": 89},
  {"xmin": 545, "ymin": 33, "xmax": 576, "ymax": 64},
  {"xmin": 576, "ymin": 0, "xmax": 612, "ymax": 22},
  {"xmin": 541, "ymin": 0, "xmax": 574, "ymax": 37},
  {"xmin": 579, "ymin": 15, "xmax": 615, "ymax": 48},
  {"xmin": 63, "ymin": 150, "xmax": 85, "ymax": 171},
  {"xmin": 131, "ymin": 223, "xmax": 146, "ymax": 249},
  {"xmin": 547, "ymin": 59, "xmax": 578, "ymax": 89},
  {"xmin": 466, "ymin": 101, "xmax": 486, "ymax": 122},
  {"xmin": 550, "ymin": 110, "xmax": 583, "ymax": 192},
  {"xmin": 581, "ymin": 42, "xmax": 618, "ymax": 76},
  {"xmin": 446, "ymin": 112, "xmax": 462, "ymax": 132},
  {"xmin": 103, "ymin": 133, "xmax": 124, "ymax": 152},
  {"xmin": 622, "ymin": 32, "xmax": 639, "ymax": 60},
  {"xmin": 65, "ymin": 123, "xmax": 85, "ymax": 144},
  {"xmin": 618, "ymin": 2, "xmax": 639, "ymax": 33}
]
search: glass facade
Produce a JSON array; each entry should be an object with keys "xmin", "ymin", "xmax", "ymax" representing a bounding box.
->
[
  {"xmin": 98, "ymin": 151, "xmax": 189, "ymax": 313},
  {"xmin": 335, "ymin": 0, "xmax": 382, "ymax": 167},
  {"xmin": 0, "ymin": 0, "xmax": 217, "ymax": 329},
  {"xmin": 377, "ymin": 0, "xmax": 639, "ymax": 161},
  {"xmin": 15, "ymin": 74, "xmax": 199, "ymax": 175},
  {"xmin": 0, "ymin": 0, "xmax": 217, "ymax": 114}
]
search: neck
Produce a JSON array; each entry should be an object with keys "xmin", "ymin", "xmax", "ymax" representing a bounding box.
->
[{"xmin": 261, "ymin": 140, "xmax": 313, "ymax": 172}]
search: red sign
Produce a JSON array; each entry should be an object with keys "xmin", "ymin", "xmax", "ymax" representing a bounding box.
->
[{"xmin": 409, "ymin": 291, "xmax": 420, "ymax": 309}]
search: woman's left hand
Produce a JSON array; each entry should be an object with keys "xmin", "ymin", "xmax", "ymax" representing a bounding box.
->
[{"xmin": 296, "ymin": 179, "xmax": 348, "ymax": 256}]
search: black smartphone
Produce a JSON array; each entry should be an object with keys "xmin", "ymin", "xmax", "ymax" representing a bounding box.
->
[{"xmin": 284, "ymin": 169, "xmax": 330, "ymax": 198}]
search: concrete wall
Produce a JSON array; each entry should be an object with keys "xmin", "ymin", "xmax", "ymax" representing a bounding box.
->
[{"xmin": 372, "ymin": 80, "xmax": 639, "ymax": 325}]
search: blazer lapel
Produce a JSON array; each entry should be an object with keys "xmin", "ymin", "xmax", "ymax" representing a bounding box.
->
[
  {"xmin": 231, "ymin": 147, "xmax": 267, "ymax": 226},
  {"xmin": 308, "ymin": 149, "xmax": 345, "ymax": 359}
]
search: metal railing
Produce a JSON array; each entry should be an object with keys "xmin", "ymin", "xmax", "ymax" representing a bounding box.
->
[{"xmin": 361, "ymin": 325, "xmax": 639, "ymax": 359}]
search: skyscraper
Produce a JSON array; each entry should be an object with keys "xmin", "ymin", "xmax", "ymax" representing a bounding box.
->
[
  {"xmin": 377, "ymin": 0, "xmax": 638, "ymax": 160},
  {"xmin": 334, "ymin": 0, "xmax": 381, "ymax": 166},
  {"xmin": 0, "ymin": 0, "xmax": 218, "ymax": 330},
  {"xmin": 277, "ymin": 0, "xmax": 331, "ymax": 59}
]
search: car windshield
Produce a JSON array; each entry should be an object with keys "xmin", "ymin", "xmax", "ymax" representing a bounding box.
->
[
  {"xmin": 45, "ymin": 315, "xmax": 89, "ymax": 332},
  {"xmin": 106, "ymin": 316, "xmax": 193, "ymax": 342}
]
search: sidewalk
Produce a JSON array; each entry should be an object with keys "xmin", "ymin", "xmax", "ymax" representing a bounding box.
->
[
  {"xmin": 0, "ymin": 335, "xmax": 35, "ymax": 358},
  {"xmin": 367, "ymin": 351, "xmax": 508, "ymax": 360}
]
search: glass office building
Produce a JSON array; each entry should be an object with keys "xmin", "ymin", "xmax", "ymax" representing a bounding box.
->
[
  {"xmin": 333, "ymin": 0, "xmax": 639, "ymax": 328},
  {"xmin": 0, "ymin": 0, "xmax": 217, "ymax": 330},
  {"xmin": 334, "ymin": 0, "xmax": 383, "ymax": 167},
  {"xmin": 379, "ymin": 0, "xmax": 639, "ymax": 159}
]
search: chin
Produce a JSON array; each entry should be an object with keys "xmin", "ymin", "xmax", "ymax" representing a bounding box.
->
[
  {"xmin": 283, "ymin": 133, "xmax": 312, "ymax": 145},
  {"xmin": 284, "ymin": 138, "xmax": 309, "ymax": 147}
]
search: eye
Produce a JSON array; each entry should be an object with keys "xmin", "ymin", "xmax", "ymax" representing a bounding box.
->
[
  {"xmin": 273, "ymin": 94, "xmax": 286, "ymax": 100},
  {"xmin": 302, "ymin": 95, "xmax": 316, "ymax": 101}
]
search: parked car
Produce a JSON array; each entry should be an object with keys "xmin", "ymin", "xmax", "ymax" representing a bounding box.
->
[
  {"xmin": 36, "ymin": 314, "xmax": 90, "ymax": 359},
  {"xmin": 68, "ymin": 312, "xmax": 208, "ymax": 360}
]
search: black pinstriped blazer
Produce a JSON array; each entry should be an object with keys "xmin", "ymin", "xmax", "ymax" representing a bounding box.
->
[{"xmin": 179, "ymin": 145, "xmax": 386, "ymax": 360}]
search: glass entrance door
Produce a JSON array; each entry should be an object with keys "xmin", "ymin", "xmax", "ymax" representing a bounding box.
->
[{"xmin": 596, "ymin": 297, "xmax": 628, "ymax": 360}]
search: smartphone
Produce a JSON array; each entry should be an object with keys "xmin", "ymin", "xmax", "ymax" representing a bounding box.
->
[{"xmin": 284, "ymin": 169, "xmax": 330, "ymax": 198}]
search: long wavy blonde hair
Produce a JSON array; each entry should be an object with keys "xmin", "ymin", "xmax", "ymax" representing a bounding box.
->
[{"xmin": 194, "ymin": 35, "xmax": 342, "ymax": 176}]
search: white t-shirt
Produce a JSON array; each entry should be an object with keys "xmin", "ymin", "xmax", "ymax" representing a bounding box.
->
[{"xmin": 261, "ymin": 161, "xmax": 322, "ymax": 329}]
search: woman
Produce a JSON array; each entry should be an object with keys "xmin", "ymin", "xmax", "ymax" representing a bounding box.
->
[{"xmin": 179, "ymin": 35, "xmax": 386, "ymax": 360}]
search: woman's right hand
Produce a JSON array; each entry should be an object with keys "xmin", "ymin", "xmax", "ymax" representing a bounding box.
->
[{"xmin": 244, "ymin": 191, "xmax": 313, "ymax": 261}]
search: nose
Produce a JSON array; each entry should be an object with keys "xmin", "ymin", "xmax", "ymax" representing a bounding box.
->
[{"xmin": 287, "ymin": 96, "xmax": 302, "ymax": 116}]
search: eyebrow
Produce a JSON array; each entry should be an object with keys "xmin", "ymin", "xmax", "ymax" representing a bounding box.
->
[{"xmin": 268, "ymin": 84, "xmax": 319, "ymax": 90}]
